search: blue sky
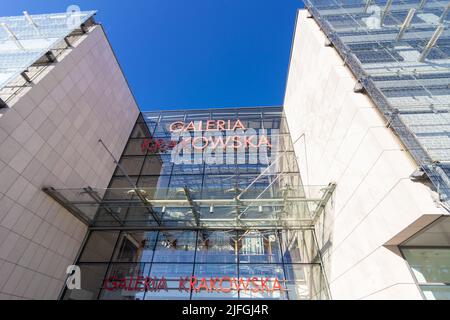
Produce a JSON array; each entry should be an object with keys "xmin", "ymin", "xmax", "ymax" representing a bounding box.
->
[{"xmin": 3, "ymin": 1, "xmax": 304, "ymax": 111}]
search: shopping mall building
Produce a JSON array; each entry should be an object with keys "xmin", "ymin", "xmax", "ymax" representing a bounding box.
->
[{"xmin": 0, "ymin": 1, "xmax": 449, "ymax": 300}]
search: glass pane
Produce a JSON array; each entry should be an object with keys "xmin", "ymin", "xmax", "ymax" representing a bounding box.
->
[
  {"xmin": 403, "ymin": 248, "xmax": 450, "ymax": 284},
  {"xmin": 152, "ymin": 230, "xmax": 197, "ymax": 263},
  {"xmin": 192, "ymin": 264, "xmax": 239, "ymax": 300},
  {"xmin": 239, "ymin": 230, "xmax": 282, "ymax": 263},
  {"xmin": 282, "ymin": 229, "xmax": 318, "ymax": 264},
  {"xmin": 145, "ymin": 263, "xmax": 193, "ymax": 300},
  {"xmin": 131, "ymin": 122, "xmax": 151, "ymax": 138},
  {"xmin": 100, "ymin": 263, "xmax": 149, "ymax": 300},
  {"xmin": 238, "ymin": 264, "xmax": 287, "ymax": 300},
  {"xmin": 115, "ymin": 157, "xmax": 144, "ymax": 176},
  {"xmin": 196, "ymin": 230, "xmax": 238, "ymax": 263},
  {"xmin": 123, "ymin": 139, "xmax": 146, "ymax": 156},
  {"xmin": 112, "ymin": 231, "xmax": 158, "ymax": 262},
  {"xmin": 63, "ymin": 264, "xmax": 108, "ymax": 300},
  {"xmin": 421, "ymin": 285, "xmax": 450, "ymax": 300},
  {"xmin": 284, "ymin": 264, "xmax": 325, "ymax": 300},
  {"xmin": 79, "ymin": 231, "xmax": 119, "ymax": 262},
  {"xmin": 141, "ymin": 156, "xmax": 172, "ymax": 175}
]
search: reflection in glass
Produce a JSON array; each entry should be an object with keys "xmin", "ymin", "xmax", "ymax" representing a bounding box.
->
[
  {"xmin": 239, "ymin": 230, "xmax": 282, "ymax": 263},
  {"xmin": 113, "ymin": 231, "xmax": 158, "ymax": 262},
  {"xmin": 145, "ymin": 263, "xmax": 193, "ymax": 300},
  {"xmin": 239, "ymin": 264, "xmax": 286, "ymax": 300},
  {"xmin": 100, "ymin": 263, "xmax": 149, "ymax": 300},
  {"xmin": 403, "ymin": 248, "xmax": 450, "ymax": 284},
  {"xmin": 421, "ymin": 285, "xmax": 450, "ymax": 300},
  {"xmin": 152, "ymin": 231, "xmax": 197, "ymax": 263},
  {"xmin": 196, "ymin": 231, "xmax": 238, "ymax": 263},
  {"xmin": 192, "ymin": 264, "xmax": 239, "ymax": 300},
  {"xmin": 403, "ymin": 248, "xmax": 450, "ymax": 300}
]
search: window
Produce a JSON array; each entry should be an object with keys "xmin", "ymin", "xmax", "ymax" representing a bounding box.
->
[{"xmin": 402, "ymin": 248, "xmax": 450, "ymax": 300}]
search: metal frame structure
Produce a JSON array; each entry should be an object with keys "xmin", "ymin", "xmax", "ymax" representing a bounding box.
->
[
  {"xmin": 304, "ymin": 0, "xmax": 450, "ymax": 206},
  {"xmin": 51, "ymin": 108, "xmax": 335, "ymax": 300}
]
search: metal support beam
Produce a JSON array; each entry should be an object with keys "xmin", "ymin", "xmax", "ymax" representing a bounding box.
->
[
  {"xmin": 134, "ymin": 190, "xmax": 163, "ymax": 226},
  {"xmin": 43, "ymin": 187, "xmax": 91, "ymax": 225},
  {"xmin": 419, "ymin": 25, "xmax": 445, "ymax": 62},
  {"xmin": 98, "ymin": 138, "xmax": 162, "ymax": 226},
  {"xmin": 65, "ymin": 197, "xmax": 324, "ymax": 206},
  {"xmin": 237, "ymin": 133, "xmax": 305, "ymax": 200},
  {"xmin": 380, "ymin": 0, "xmax": 394, "ymax": 25},
  {"xmin": 364, "ymin": 0, "xmax": 372, "ymax": 13},
  {"xmin": 82, "ymin": 187, "xmax": 123, "ymax": 226},
  {"xmin": 1, "ymin": 22, "xmax": 24, "ymax": 50},
  {"xmin": 89, "ymin": 225, "xmax": 318, "ymax": 232},
  {"xmin": 183, "ymin": 186, "xmax": 208, "ymax": 241},
  {"xmin": 419, "ymin": 0, "xmax": 427, "ymax": 10},
  {"xmin": 23, "ymin": 11, "xmax": 40, "ymax": 34},
  {"xmin": 312, "ymin": 183, "xmax": 336, "ymax": 224},
  {"xmin": 396, "ymin": 8, "xmax": 416, "ymax": 42},
  {"xmin": 439, "ymin": 3, "xmax": 450, "ymax": 23},
  {"xmin": 183, "ymin": 186, "xmax": 201, "ymax": 227}
]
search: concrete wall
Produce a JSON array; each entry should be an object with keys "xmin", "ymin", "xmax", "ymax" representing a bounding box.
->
[
  {"xmin": 0, "ymin": 25, "xmax": 139, "ymax": 299},
  {"xmin": 284, "ymin": 10, "xmax": 447, "ymax": 299}
]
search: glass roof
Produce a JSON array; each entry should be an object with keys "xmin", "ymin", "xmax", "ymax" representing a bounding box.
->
[
  {"xmin": 306, "ymin": 0, "xmax": 450, "ymax": 202},
  {"xmin": 0, "ymin": 10, "xmax": 96, "ymax": 90}
]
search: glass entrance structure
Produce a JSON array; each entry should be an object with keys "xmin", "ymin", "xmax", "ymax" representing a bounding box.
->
[{"xmin": 52, "ymin": 107, "xmax": 335, "ymax": 300}]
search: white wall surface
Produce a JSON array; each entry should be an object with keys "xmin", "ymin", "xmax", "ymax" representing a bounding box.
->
[
  {"xmin": 284, "ymin": 10, "xmax": 447, "ymax": 300},
  {"xmin": 0, "ymin": 25, "xmax": 139, "ymax": 299}
]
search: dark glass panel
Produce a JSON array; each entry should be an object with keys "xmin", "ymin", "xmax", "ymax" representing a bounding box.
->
[
  {"xmin": 131, "ymin": 122, "xmax": 152, "ymax": 138},
  {"xmin": 141, "ymin": 155, "xmax": 171, "ymax": 175},
  {"xmin": 114, "ymin": 156, "xmax": 145, "ymax": 176},
  {"xmin": 112, "ymin": 231, "xmax": 158, "ymax": 262},
  {"xmin": 63, "ymin": 264, "xmax": 108, "ymax": 300},
  {"xmin": 123, "ymin": 139, "xmax": 146, "ymax": 156},
  {"xmin": 79, "ymin": 231, "xmax": 119, "ymax": 262}
]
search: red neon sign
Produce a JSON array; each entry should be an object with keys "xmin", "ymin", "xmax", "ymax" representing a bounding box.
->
[
  {"xmin": 169, "ymin": 119, "xmax": 246, "ymax": 132},
  {"xmin": 102, "ymin": 276, "xmax": 284, "ymax": 293},
  {"xmin": 140, "ymin": 138, "xmax": 177, "ymax": 154}
]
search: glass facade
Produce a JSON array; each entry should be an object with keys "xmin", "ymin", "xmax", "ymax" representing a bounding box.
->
[
  {"xmin": 60, "ymin": 107, "xmax": 334, "ymax": 300},
  {"xmin": 305, "ymin": 0, "xmax": 450, "ymax": 204}
]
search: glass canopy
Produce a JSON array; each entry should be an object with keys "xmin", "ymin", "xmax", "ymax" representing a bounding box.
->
[{"xmin": 43, "ymin": 184, "xmax": 335, "ymax": 229}]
